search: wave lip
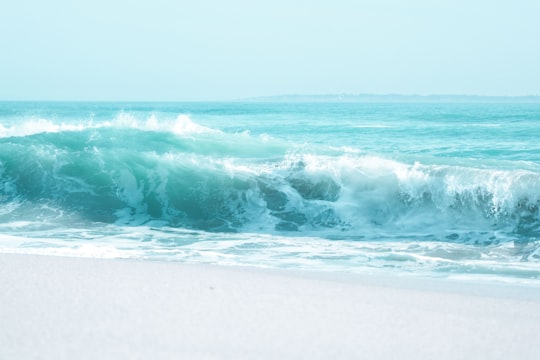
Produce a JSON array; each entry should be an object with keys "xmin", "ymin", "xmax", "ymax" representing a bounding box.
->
[
  {"xmin": 0, "ymin": 119, "xmax": 88, "ymax": 138},
  {"xmin": 0, "ymin": 113, "xmax": 222, "ymax": 139}
]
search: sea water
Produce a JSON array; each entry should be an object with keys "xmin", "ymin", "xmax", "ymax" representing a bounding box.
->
[{"xmin": 1, "ymin": 101, "xmax": 539, "ymax": 282}]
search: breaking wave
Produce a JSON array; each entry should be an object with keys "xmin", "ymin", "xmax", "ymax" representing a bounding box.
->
[{"xmin": 1, "ymin": 115, "xmax": 540, "ymax": 246}]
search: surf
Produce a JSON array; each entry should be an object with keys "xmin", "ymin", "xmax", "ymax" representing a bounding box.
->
[{"xmin": 1, "ymin": 102, "xmax": 540, "ymax": 280}]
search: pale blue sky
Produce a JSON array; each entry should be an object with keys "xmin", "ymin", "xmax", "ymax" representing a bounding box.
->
[{"xmin": 1, "ymin": 0, "xmax": 539, "ymax": 100}]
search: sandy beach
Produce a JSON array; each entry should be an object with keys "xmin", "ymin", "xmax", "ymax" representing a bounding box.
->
[{"xmin": 1, "ymin": 253, "xmax": 539, "ymax": 359}]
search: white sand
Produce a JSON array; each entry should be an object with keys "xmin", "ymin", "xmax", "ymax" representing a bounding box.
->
[{"xmin": 1, "ymin": 254, "xmax": 539, "ymax": 359}]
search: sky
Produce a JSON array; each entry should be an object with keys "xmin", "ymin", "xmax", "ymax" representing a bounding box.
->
[{"xmin": 1, "ymin": 0, "xmax": 539, "ymax": 101}]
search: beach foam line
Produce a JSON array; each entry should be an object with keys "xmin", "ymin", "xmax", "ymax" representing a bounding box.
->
[{"xmin": 1, "ymin": 253, "xmax": 539, "ymax": 359}]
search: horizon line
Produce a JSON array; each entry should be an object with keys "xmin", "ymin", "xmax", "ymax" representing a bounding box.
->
[{"xmin": 1, "ymin": 93, "xmax": 540, "ymax": 103}]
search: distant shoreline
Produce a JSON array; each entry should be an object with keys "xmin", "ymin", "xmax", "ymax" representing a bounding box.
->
[{"xmin": 240, "ymin": 94, "xmax": 540, "ymax": 103}]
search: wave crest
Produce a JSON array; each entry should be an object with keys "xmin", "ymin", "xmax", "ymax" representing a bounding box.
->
[{"xmin": 0, "ymin": 113, "xmax": 219, "ymax": 139}]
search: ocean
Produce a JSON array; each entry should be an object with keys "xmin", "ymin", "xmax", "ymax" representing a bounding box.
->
[{"xmin": 1, "ymin": 101, "xmax": 539, "ymax": 282}]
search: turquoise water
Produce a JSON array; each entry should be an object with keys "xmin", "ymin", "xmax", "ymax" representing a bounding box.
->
[{"xmin": 1, "ymin": 101, "xmax": 539, "ymax": 281}]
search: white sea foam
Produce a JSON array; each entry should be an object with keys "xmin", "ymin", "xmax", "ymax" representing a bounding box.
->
[
  {"xmin": 0, "ymin": 113, "xmax": 220, "ymax": 138},
  {"xmin": 0, "ymin": 119, "xmax": 87, "ymax": 138},
  {"xmin": 106, "ymin": 113, "xmax": 220, "ymax": 135}
]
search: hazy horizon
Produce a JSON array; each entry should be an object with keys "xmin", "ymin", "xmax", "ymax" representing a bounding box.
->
[{"xmin": 2, "ymin": 1, "xmax": 539, "ymax": 101}]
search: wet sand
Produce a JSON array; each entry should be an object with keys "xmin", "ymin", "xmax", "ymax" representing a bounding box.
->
[{"xmin": 1, "ymin": 253, "xmax": 539, "ymax": 359}]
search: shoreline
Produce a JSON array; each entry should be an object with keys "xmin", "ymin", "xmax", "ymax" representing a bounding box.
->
[{"xmin": 1, "ymin": 253, "xmax": 539, "ymax": 359}]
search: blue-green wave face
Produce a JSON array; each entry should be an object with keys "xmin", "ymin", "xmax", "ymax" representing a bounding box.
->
[
  {"xmin": 1, "ymin": 112, "xmax": 539, "ymax": 242},
  {"xmin": 1, "ymin": 102, "xmax": 540, "ymax": 280}
]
